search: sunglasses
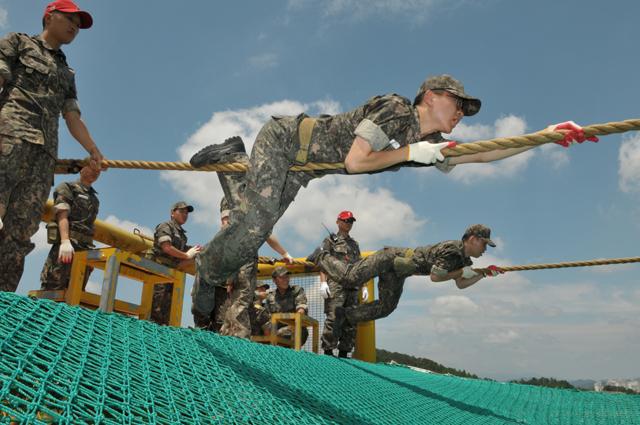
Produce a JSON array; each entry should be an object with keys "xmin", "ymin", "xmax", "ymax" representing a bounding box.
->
[
  {"xmin": 434, "ymin": 89, "xmax": 465, "ymax": 111},
  {"xmin": 340, "ymin": 218, "xmax": 355, "ymax": 224}
]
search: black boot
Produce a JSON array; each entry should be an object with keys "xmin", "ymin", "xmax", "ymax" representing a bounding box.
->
[
  {"xmin": 338, "ymin": 350, "xmax": 349, "ymax": 358},
  {"xmin": 324, "ymin": 349, "xmax": 335, "ymax": 356},
  {"xmin": 332, "ymin": 306, "xmax": 345, "ymax": 340},
  {"xmin": 190, "ymin": 136, "xmax": 246, "ymax": 167}
]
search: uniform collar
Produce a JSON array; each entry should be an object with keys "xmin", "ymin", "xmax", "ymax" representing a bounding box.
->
[
  {"xmin": 34, "ymin": 34, "xmax": 67, "ymax": 60},
  {"xmin": 170, "ymin": 218, "xmax": 186, "ymax": 233},
  {"xmin": 75, "ymin": 179, "xmax": 98, "ymax": 195}
]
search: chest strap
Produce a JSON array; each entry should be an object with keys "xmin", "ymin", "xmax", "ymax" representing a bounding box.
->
[{"xmin": 294, "ymin": 117, "xmax": 317, "ymax": 165}]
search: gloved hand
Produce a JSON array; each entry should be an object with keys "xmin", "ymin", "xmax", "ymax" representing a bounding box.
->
[
  {"xmin": 552, "ymin": 121, "xmax": 599, "ymax": 148},
  {"xmin": 186, "ymin": 245, "xmax": 202, "ymax": 259},
  {"xmin": 319, "ymin": 281, "xmax": 331, "ymax": 299},
  {"xmin": 58, "ymin": 239, "xmax": 74, "ymax": 264},
  {"xmin": 283, "ymin": 252, "xmax": 294, "ymax": 264},
  {"xmin": 483, "ymin": 265, "xmax": 505, "ymax": 277},
  {"xmin": 0, "ymin": 216, "xmax": 3, "ymax": 230},
  {"xmin": 361, "ymin": 286, "xmax": 369, "ymax": 301},
  {"xmin": 407, "ymin": 141, "xmax": 457, "ymax": 165},
  {"xmin": 461, "ymin": 266, "xmax": 479, "ymax": 279}
]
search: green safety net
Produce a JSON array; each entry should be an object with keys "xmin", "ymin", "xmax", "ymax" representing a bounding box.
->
[{"xmin": 1, "ymin": 292, "xmax": 638, "ymax": 424}]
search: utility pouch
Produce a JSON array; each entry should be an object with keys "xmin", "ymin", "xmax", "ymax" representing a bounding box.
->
[{"xmin": 46, "ymin": 222, "xmax": 60, "ymax": 244}]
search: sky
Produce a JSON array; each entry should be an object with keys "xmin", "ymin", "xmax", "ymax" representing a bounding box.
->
[{"xmin": 3, "ymin": 0, "xmax": 640, "ymax": 381}]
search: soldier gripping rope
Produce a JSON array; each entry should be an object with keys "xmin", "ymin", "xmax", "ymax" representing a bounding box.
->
[
  {"xmin": 309, "ymin": 224, "xmax": 505, "ymax": 340},
  {"xmin": 0, "ymin": 0, "xmax": 105, "ymax": 292},
  {"xmin": 189, "ymin": 74, "xmax": 597, "ymax": 318}
]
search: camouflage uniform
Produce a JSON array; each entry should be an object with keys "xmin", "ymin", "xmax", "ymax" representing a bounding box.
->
[
  {"xmin": 318, "ymin": 241, "xmax": 472, "ymax": 324},
  {"xmin": 147, "ymin": 219, "xmax": 191, "ymax": 325},
  {"xmin": 40, "ymin": 180, "xmax": 99, "ymax": 290},
  {"xmin": 0, "ymin": 33, "xmax": 81, "ymax": 292},
  {"xmin": 265, "ymin": 284, "xmax": 309, "ymax": 345},
  {"xmin": 220, "ymin": 259, "xmax": 257, "ymax": 339},
  {"xmin": 320, "ymin": 233, "xmax": 361, "ymax": 353},
  {"xmin": 249, "ymin": 291, "xmax": 271, "ymax": 335},
  {"xmin": 195, "ymin": 94, "xmax": 453, "ymax": 315}
]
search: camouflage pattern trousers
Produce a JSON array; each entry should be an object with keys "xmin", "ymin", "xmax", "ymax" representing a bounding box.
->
[
  {"xmin": 193, "ymin": 116, "xmax": 313, "ymax": 315},
  {"xmin": 220, "ymin": 260, "xmax": 257, "ymax": 339},
  {"xmin": 0, "ymin": 139, "xmax": 55, "ymax": 292},
  {"xmin": 190, "ymin": 279, "xmax": 228, "ymax": 331},
  {"xmin": 40, "ymin": 242, "xmax": 93, "ymax": 290},
  {"xmin": 318, "ymin": 247, "xmax": 409, "ymax": 325},
  {"xmin": 321, "ymin": 279, "xmax": 359, "ymax": 352}
]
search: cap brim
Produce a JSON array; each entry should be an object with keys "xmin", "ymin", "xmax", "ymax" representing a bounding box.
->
[
  {"xmin": 186, "ymin": 206, "xmax": 194, "ymax": 212},
  {"xmin": 56, "ymin": 8, "xmax": 93, "ymax": 28},
  {"xmin": 445, "ymin": 89, "xmax": 481, "ymax": 116},
  {"xmin": 486, "ymin": 239, "xmax": 496, "ymax": 247}
]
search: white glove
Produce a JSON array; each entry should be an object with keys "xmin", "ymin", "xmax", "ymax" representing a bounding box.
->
[
  {"xmin": 0, "ymin": 216, "xmax": 3, "ymax": 230},
  {"xmin": 361, "ymin": 286, "xmax": 369, "ymax": 301},
  {"xmin": 319, "ymin": 281, "xmax": 331, "ymax": 299},
  {"xmin": 58, "ymin": 239, "xmax": 74, "ymax": 264},
  {"xmin": 283, "ymin": 252, "xmax": 294, "ymax": 264},
  {"xmin": 407, "ymin": 141, "xmax": 455, "ymax": 165},
  {"xmin": 186, "ymin": 245, "xmax": 202, "ymax": 259},
  {"xmin": 461, "ymin": 266, "xmax": 479, "ymax": 279}
]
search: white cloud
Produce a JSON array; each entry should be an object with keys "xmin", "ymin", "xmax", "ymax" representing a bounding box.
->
[
  {"xmin": 164, "ymin": 99, "xmax": 425, "ymax": 252},
  {"xmin": 0, "ymin": 7, "xmax": 7, "ymax": 29},
  {"xmin": 618, "ymin": 133, "xmax": 640, "ymax": 192},
  {"xmin": 430, "ymin": 295, "xmax": 479, "ymax": 316},
  {"xmin": 32, "ymin": 223, "xmax": 49, "ymax": 253},
  {"xmin": 288, "ymin": 0, "xmax": 445, "ymax": 22},
  {"xmin": 247, "ymin": 52, "xmax": 279, "ymax": 69}
]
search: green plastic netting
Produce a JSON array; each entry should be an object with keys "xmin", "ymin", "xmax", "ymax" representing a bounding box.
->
[{"xmin": 1, "ymin": 292, "xmax": 638, "ymax": 424}]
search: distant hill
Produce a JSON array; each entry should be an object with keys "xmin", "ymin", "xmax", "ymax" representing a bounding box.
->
[
  {"xmin": 571, "ymin": 379, "xmax": 596, "ymax": 390},
  {"xmin": 376, "ymin": 349, "xmax": 479, "ymax": 379},
  {"xmin": 510, "ymin": 377, "xmax": 577, "ymax": 390}
]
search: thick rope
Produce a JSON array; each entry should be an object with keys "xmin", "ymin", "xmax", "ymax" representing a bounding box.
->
[
  {"xmin": 478, "ymin": 256, "xmax": 640, "ymax": 274},
  {"xmin": 55, "ymin": 118, "xmax": 640, "ymax": 174}
]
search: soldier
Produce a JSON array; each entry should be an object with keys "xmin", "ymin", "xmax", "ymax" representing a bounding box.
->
[
  {"xmin": 265, "ymin": 266, "xmax": 309, "ymax": 345},
  {"xmin": 40, "ymin": 164, "xmax": 100, "ymax": 290},
  {"xmin": 318, "ymin": 210, "xmax": 364, "ymax": 358},
  {"xmin": 148, "ymin": 201, "xmax": 201, "ymax": 326},
  {"xmin": 249, "ymin": 281, "xmax": 271, "ymax": 336},
  {"xmin": 0, "ymin": 0, "xmax": 105, "ymax": 292},
  {"xmin": 190, "ymin": 74, "xmax": 596, "ymax": 318},
  {"xmin": 312, "ymin": 224, "xmax": 504, "ymax": 339},
  {"xmin": 219, "ymin": 197, "xmax": 294, "ymax": 339}
]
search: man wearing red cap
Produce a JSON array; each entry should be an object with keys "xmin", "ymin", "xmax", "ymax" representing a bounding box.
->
[
  {"xmin": 0, "ymin": 1, "xmax": 104, "ymax": 292},
  {"xmin": 316, "ymin": 210, "xmax": 363, "ymax": 358}
]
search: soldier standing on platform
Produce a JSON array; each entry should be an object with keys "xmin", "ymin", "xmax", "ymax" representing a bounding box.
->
[
  {"xmin": 0, "ymin": 0, "xmax": 106, "ymax": 292},
  {"xmin": 40, "ymin": 164, "xmax": 100, "ymax": 290},
  {"xmin": 318, "ymin": 210, "xmax": 365, "ymax": 358},
  {"xmin": 148, "ymin": 201, "xmax": 201, "ymax": 325}
]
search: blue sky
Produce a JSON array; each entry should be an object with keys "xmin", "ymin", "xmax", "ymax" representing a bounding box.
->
[{"xmin": 4, "ymin": 0, "xmax": 640, "ymax": 381}]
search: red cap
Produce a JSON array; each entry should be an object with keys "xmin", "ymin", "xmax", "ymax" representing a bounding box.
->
[
  {"xmin": 44, "ymin": 0, "xmax": 93, "ymax": 29},
  {"xmin": 337, "ymin": 211, "xmax": 356, "ymax": 221}
]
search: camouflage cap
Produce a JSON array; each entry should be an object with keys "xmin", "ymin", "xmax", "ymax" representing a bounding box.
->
[
  {"xmin": 271, "ymin": 266, "xmax": 290, "ymax": 278},
  {"xmin": 462, "ymin": 224, "xmax": 496, "ymax": 247},
  {"xmin": 171, "ymin": 201, "xmax": 194, "ymax": 212},
  {"xmin": 256, "ymin": 282, "xmax": 270, "ymax": 290},
  {"xmin": 414, "ymin": 74, "xmax": 481, "ymax": 116}
]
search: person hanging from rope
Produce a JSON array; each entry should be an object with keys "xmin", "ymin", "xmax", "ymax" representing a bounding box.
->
[
  {"xmin": 0, "ymin": 1, "xmax": 106, "ymax": 292},
  {"xmin": 307, "ymin": 224, "xmax": 504, "ymax": 339},
  {"xmin": 189, "ymin": 74, "xmax": 596, "ymax": 317}
]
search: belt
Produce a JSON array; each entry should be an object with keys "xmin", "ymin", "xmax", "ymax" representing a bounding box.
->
[{"xmin": 294, "ymin": 117, "xmax": 317, "ymax": 165}]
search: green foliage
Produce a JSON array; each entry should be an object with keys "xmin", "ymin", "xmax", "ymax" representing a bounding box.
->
[
  {"xmin": 602, "ymin": 385, "xmax": 639, "ymax": 395},
  {"xmin": 376, "ymin": 348, "xmax": 479, "ymax": 379},
  {"xmin": 511, "ymin": 377, "xmax": 577, "ymax": 390}
]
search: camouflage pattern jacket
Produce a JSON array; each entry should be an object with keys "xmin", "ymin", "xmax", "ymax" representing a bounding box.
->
[
  {"xmin": 265, "ymin": 285, "xmax": 308, "ymax": 315},
  {"xmin": 150, "ymin": 219, "xmax": 190, "ymax": 268},
  {"xmin": 0, "ymin": 33, "xmax": 81, "ymax": 158},
  {"xmin": 53, "ymin": 180, "xmax": 99, "ymax": 245},
  {"xmin": 411, "ymin": 240, "xmax": 473, "ymax": 277}
]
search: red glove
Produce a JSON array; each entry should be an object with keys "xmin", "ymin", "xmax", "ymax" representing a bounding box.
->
[
  {"xmin": 484, "ymin": 265, "xmax": 504, "ymax": 277},
  {"xmin": 553, "ymin": 121, "xmax": 599, "ymax": 148}
]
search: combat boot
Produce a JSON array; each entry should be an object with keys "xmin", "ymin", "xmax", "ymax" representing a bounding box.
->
[
  {"xmin": 190, "ymin": 136, "xmax": 246, "ymax": 167},
  {"xmin": 338, "ymin": 350, "xmax": 349, "ymax": 358},
  {"xmin": 324, "ymin": 349, "xmax": 335, "ymax": 356}
]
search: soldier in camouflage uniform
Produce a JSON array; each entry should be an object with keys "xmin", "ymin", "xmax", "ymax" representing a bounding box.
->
[
  {"xmin": 0, "ymin": 1, "xmax": 105, "ymax": 292},
  {"xmin": 191, "ymin": 73, "xmax": 595, "ymax": 317},
  {"xmin": 318, "ymin": 210, "xmax": 363, "ymax": 358},
  {"xmin": 265, "ymin": 266, "xmax": 309, "ymax": 345},
  {"xmin": 314, "ymin": 224, "xmax": 504, "ymax": 339},
  {"xmin": 249, "ymin": 281, "xmax": 271, "ymax": 336},
  {"xmin": 40, "ymin": 164, "xmax": 100, "ymax": 290},
  {"xmin": 148, "ymin": 201, "xmax": 201, "ymax": 326}
]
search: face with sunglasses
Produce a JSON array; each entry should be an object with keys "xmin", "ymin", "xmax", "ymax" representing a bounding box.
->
[{"xmin": 337, "ymin": 217, "xmax": 355, "ymax": 234}]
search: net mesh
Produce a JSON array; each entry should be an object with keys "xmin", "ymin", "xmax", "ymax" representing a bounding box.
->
[{"xmin": 1, "ymin": 292, "xmax": 639, "ymax": 424}]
